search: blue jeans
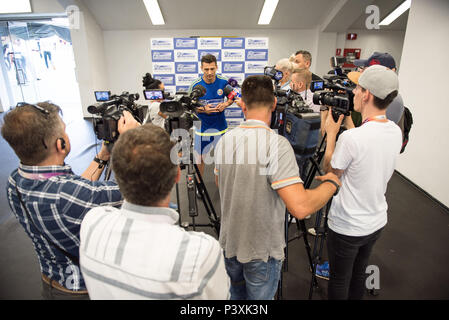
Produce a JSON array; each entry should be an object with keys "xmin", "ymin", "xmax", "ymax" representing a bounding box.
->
[{"xmin": 224, "ymin": 256, "xmax": 283, "ymax": 300}]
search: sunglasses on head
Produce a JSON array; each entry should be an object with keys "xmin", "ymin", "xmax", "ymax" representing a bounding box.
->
[{"xmin": 16, "ymin": 102, "xmax": 50, "ymax": 116}]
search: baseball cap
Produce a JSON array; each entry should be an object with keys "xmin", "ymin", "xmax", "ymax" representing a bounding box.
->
[
  {"xmin": 354, "ymin": 52, "xmax": 396, "ymax": 69},
  {"xmin": 348, "ymin": 65, "xmax": 398, "ymax": 99}
]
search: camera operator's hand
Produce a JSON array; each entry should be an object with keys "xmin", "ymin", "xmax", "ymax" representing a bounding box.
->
[
  {"xmin": 344, "ymin": 112, "xmax": 355, "ymax": 130},
  {"xmin": 324, "ymin": 107, "xmax": 344, "ymax": 138},
  {"xmin": 118, "ymin": 110, "xmax": 140, "ymax": 134},
  {"xmin": 97, "ymin": 142, "xmax": 111, "ymax": 161},
  {"xmin": 315, "ymin": 172, "xmax": 341, "ymax": 187}
]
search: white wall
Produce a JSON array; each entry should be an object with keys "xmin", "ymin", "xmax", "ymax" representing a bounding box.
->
[
  {"xmin": 395, "ymin": 0, "xmax": 449, "ymax": 207},
  {"xmin": 338, "ymin": 29, "xmax": 406, "ymax": 70},
  {"xmin": 102, "ymin": 29, "xmax": 317, "ymax": 106}
]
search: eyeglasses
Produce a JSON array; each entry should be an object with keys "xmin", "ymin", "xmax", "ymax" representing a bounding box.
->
[{"xmin": 16, "ymin": 102, "xmax": 50, "ymax": 116}]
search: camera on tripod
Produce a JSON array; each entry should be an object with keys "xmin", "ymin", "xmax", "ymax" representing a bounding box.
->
[
  {"xmin": 264, "ymin": 65, "xmax": 321, "ymax": 165},
  {"xmin": 88, "ymin": 91, "xmax": 147, "ymax": 145},
  {"xmin": 311, "ymin": 74, "xmax": 355, "ymax": 122}
]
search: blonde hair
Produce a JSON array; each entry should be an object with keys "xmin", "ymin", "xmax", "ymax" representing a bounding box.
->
[
  {"xmin": 292, "ymin": 68, "xmax": 312, "ymax": 88},
  {"xmin": 275, "ymin": 58, "xmax": 294, "ymax": 74}
]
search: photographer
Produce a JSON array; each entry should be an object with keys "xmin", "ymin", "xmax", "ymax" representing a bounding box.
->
[
  {"xmin": 214, "ymin": 75, "xmax": 341, "ymax": 300},
  {"xmin": 80, "ymin": 124, "xmax": 230, "ymax": 299},
  {"xmin": 275, "ymin": 58, "xmax": 295, "ymax": 91},
  {"xmin": 1, "ymin": 102, "xmax": 139, "ymax": 299},
  {"xmin": 322, "ymin": 65, "xmax": 402, "ymax": 300},
  {"xmin": 188, "ymin": 54, "xmax": 233, "ymax": 188}
]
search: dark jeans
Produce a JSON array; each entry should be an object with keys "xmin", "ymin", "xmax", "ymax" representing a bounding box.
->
[
  {"xmin": 41, "ymin": 280, "xmax": 89, "ymax": 300},
  {"xmin": 327, "ymin": 227, "xmax": 383, "ymax": 300}
]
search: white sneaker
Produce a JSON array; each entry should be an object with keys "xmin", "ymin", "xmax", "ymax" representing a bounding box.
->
[
  {"xmin": 308, "ymin": 228, "xmax": 317, "ymax": 236},
  {"xmin": 304, "ymin": 215, "xmax": 311, "ymax": 220}
]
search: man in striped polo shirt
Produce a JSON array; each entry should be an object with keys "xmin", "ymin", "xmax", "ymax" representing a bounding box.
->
[
  {"xmin": 189, "ymin": 54, "xmax": 234, "ymax": 185},
  {"xmin": 214, "ymin": 75, "xmax": 341, "ymax": 300},
  {"xmin": 80, "ymin": 124, "xmax": 230, "ymax": 299}
]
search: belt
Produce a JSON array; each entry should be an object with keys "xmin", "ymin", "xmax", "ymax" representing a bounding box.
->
[{"xmin": 42, "ymin": 274, "xmax": 88, "ymax": 295}]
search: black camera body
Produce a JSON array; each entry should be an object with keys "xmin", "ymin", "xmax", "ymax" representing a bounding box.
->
[
  {"xmin": 311, "ymin": 74, "xmax": 355, "ymax": 122},
  {"xmin": 160, "ymin": 85, "xmax": 206, "ymax": 134},
  {"xmin": 88, "ymin": 92, "xmax": 147, "ymax": 145}
]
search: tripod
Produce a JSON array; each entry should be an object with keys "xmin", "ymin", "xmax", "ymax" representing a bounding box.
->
[{"xmin": 277, "ymin": 133, "xmax": 332, "ymax": 300}]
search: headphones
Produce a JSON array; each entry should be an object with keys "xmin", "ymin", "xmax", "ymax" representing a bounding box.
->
[{"xmin": 58, "ymin": 138, "xmax": 66, "ymax": 150}]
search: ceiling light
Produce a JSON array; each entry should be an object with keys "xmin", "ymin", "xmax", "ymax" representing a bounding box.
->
[
  {"xmin": 258, "ymin": 0, "xmax": 279, "ymax": 25},
  {"xmin": 0, "ymin": 0, "xmax": 32, "ymax": 14},
  {"xmin": 379, "ymin": 0, "xmax": 411, "ymax": 26},
  {"xmin": 143, "ymin": 0, "xmax": 165, "ymax": 25}
]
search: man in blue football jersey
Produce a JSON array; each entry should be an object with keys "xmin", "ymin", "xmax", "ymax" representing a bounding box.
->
[{"xmin": 189, "ymin": 54, "xmax": 233, "ymax": 183}]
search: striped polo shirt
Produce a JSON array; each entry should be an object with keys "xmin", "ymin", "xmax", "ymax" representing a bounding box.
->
[
  {"xmin": 214, "ymin": 119, "xmax": 302, "ymax": 263},
  {"xmin": 79, "ymin": 202, "xmax": 230, "ymax": 299}
]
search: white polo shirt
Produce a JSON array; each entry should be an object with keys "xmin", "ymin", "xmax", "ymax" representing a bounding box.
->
[
  {"xmin": 328, "ymin": 120, "xmax": 402, "ymax": 236},
  {"xmin": 79, "ymin": 202, "xmax": 230, "ymax": 299}
]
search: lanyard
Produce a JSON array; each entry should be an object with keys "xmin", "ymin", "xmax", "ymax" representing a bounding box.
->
[{"xmin": 362, "ymin": 115, "xmax": 388, "ymax": 126}]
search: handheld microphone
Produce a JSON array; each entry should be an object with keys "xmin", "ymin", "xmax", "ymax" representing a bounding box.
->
[
  {"xmin": 227, "ymin": 78, "xmax": 239, "ymax": 88},
  {"xmin": 223, "ymin": 85, "xmax": 241, "ymax": 100}
]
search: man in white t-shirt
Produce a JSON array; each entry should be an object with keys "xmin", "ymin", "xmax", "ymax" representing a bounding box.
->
[{"xmin": 322, "ymin": 65, "xmax": 402, "ymax": 300}]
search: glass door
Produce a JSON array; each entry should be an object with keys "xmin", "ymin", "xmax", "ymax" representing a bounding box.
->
[{"xmin": 0, "ymin": 18, "xmax": 82, "ymax": 117}]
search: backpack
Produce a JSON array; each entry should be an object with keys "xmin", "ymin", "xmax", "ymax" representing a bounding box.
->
[{"xmin": 398, "ymin": 106, "xmax": 413, "ymax": 153}]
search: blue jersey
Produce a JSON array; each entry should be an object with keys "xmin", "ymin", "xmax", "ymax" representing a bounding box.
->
[{"xmin": 189, "ymin": 75, "xmax": 229, "ymax": 134}]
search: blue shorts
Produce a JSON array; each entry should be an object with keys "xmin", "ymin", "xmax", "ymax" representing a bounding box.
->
[{"xmin": 194, "ymin": 130, "xmax": 226, "ymax": 157}]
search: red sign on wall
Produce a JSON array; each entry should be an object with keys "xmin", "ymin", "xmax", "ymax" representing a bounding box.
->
[{"xmin": 343, "ymin": 48, "xmax": 361, "ymax": 68}]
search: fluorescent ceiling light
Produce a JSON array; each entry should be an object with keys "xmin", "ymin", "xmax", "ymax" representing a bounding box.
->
[
  {"xmin": 258, "ymin": 0, "xmax": 279, "ymax": 25},
  {"xmin": 143, "ymin": 0, "xmax": 165, "ymax": 25},
  {"xmin": 0, "ymin": 0, "xmax": 32, "ymax": 14},
  {"xmin": 379, "ymin": 0, "xmax": 411, "ymax": 26}
]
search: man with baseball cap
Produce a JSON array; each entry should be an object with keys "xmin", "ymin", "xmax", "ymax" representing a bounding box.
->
[
  {"xmin": 322, "ymin": 64, "xmax": 402, "ymax": 299},
  {"xmin": 353, "ymin": 52, "xmax": 405, "ymax": 125}
]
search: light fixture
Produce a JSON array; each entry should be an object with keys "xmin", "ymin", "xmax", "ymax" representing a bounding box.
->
[
  {"xmin": 0, "ymin": 0, "xmax": 32, "ymax": 14},
  {"xmin": 258, "ymin": 0, "xmax": 279, "ymax": 25},
  {"xmin": 379, "ymin": 0, "xmax": 411, "ymax": 26},
  {"xmin": 143, "ymin": 0, "xmax": 165, "ymax": 25}
]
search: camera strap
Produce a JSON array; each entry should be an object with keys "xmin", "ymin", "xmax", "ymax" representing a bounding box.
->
[{"xmin": 14, "ymin": 183, "xmax": 79, "ymax": 265}]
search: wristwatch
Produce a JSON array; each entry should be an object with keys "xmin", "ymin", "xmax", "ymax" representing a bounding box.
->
[
  {"xmin": 94, "ymin": 156, "xmax": 108, "ymax": 169},
  {"xmin": 323, "ymin": 179, "xmax": 340, "ymax": 196}
]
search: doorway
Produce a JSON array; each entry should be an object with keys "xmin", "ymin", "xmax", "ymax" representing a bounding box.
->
[{"xmin": 0, "ymin": 17, "xmax": 82, "ymax": 118}]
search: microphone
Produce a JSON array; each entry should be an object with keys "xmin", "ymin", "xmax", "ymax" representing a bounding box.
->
[
  {"xmin": 223, "ymin": 84, "xmax": 241, "ymax": 100},
  {"xmin": 227, "ymin": 78, "xmax": 239, "ymax": 88},
  {"xmin": 190, "ymin": 85, "xmax": 206, "ymax": 99}
]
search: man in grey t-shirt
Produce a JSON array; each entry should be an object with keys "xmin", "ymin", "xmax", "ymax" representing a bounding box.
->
[{"xmin": 214, "ymin": 75, "xmax": 341, "ymax": 300}]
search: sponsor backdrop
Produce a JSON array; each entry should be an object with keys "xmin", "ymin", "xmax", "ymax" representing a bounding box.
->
[{"xmin": 151, "ymin": 37, "xmax": 269, "ymax": 128}]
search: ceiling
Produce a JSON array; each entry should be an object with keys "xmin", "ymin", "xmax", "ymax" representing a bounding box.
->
[{"xmin": 81, "ymin": 0, "xmax": 409, "ymax": 31}]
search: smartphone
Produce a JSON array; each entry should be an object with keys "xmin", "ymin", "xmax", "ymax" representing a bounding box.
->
[
  {"xmin": 143, "ymin": 90, "xmax": 164, "ymax": 100},
  {"xmin": 94, "ymin": 91, "xmax": 111, "ymax": 102}
]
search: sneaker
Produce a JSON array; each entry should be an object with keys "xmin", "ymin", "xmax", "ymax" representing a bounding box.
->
[
  {"xmin": 314, "ymin": 261, "xmax": 329, "ymax": 280},
  {"xmin": 308, "ymin": 228, "xmax": 317, "ymax": 236}
]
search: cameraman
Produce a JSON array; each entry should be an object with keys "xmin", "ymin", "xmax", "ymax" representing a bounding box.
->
[
  {"xmin": 290, "ymin": 68, "xmax": 320, "ymax": 112},
  {"xmin": 214, "ymin": 75, "xmax": 341, "ymax": 300},
  {"xmin": 80, "ymin": 124, "xmax": 230, "ymax": 299},
  {"xmin": 294, "ymin": 50, "xmax": 322, "ymax": 81},
  {"xmin": 188, "ymin": 54, "xmax": 233, "ymax": 187},
  {"xmin": 322, "ymin": 65, "xmax": 402, "ymax": 300},
  {"xmin": 1, "ymin": 103, "xmax": 139, "ymax": 299},
  {"xmin": 275, "ymin": 58, "xmax": 295, "ymax": 90},
  {"xmin": 145, "ymin": 77, "xmax": 168, "ymax": 129}
]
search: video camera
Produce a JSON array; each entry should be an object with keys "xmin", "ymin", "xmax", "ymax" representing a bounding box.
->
[
  {"xmin": 264, "ymin": 65, "xmax": 321, "ymax": 165},
  {"xmin": 310, "ymin": 72, "xmax": 355, "ymax": 122},
  {"xmin": 88, "ymin": 91, "xmax": 147, "ymax": 146}
]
